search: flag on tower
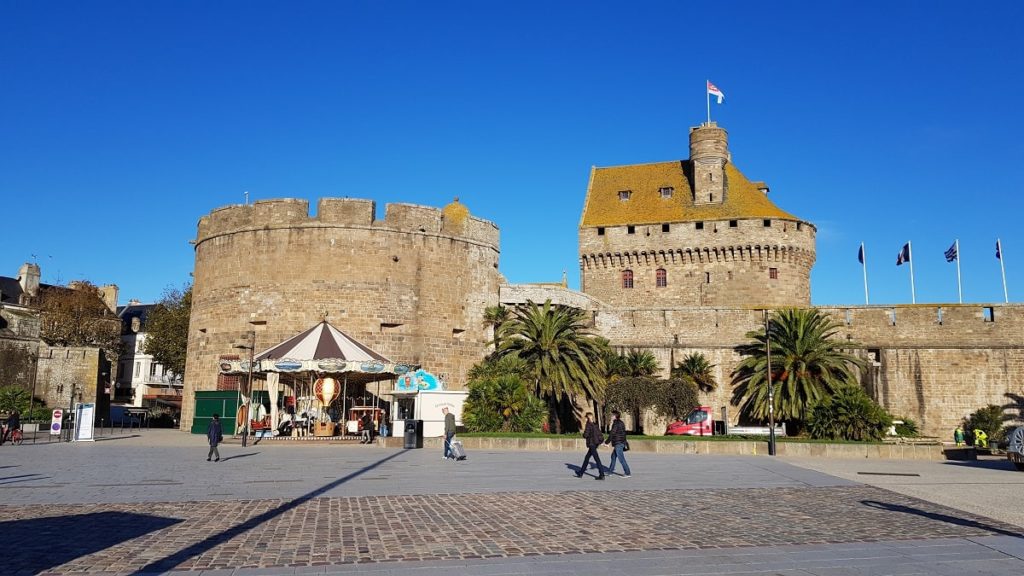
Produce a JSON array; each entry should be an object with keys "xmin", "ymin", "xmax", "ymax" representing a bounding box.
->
[
  {"xmin": 858, "ymin": 244, "xmax": 865, "ymax": 264},
  {"xmin": 896, "ymin": 243, "xmax": 911, "ymax": 266},
  {"xmin": 944, "ymin": 242, "xmax": 958, "ymax": 262},
  {"xmin": 707, "ymin": 81, "xmax": 724, "ymax": 104}
]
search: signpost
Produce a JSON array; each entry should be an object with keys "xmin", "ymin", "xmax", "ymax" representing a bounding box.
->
[
  {"xmin": 50, "ymin": 409, "xmax": 63, "ymax": 436},
  {"xmin": 74, "ymin": 403, "xmax": 96, "ymax": 441}
]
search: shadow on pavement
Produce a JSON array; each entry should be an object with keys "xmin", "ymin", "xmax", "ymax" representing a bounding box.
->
[
  {"xmin": 0, "ymin": 511, "xmax": 183, "ymax": 574},
  {"xmin": 0, "ymin": 473, "xmax": 47, "ymax": 485},
  {"xmin": 217, "ymin": 452, "xmax": 260, "ymax": 462},
  {"xmin": 95, "ymin": 434, "xmax": 143, "ymax": 442},
  {"xmin": 861, "ymin": 500, "xmax": 1024, "ymax": 538},
  {"xmin": 129, "ymin": 450, "xmax": 406, "ymax": 575},
  {"xmin": 943, "ymin": 458, "xmax": 1020, "ymax": 471}
]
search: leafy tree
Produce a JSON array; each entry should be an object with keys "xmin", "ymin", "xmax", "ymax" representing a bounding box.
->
[
  {"xmin": 806, "ymin": 385, "xmax": 892, "ymax": 441},
  {"xmin": 604, "ymin": 376, "xmax": 658, "ymax": 432},
  {"xmin": 0, "ymin": 385, "xmax": 31, "ymax": 413},
  {"xmin": 462, "ymin": 374, "xmax": 546, "ymax": 432},
  {"xmin": 731, "ymin": 308, "xmax": 865, "ymax": 425},
  {"xmin": 0, "ymin": 342, "xmax": 35, "ymax": 389},
  {"xmin": 496, "ymin": 299, "xmax": 606, "ymax": 434},
  {"xmin": 143, "ymin": 286, "xmax": 192, "ymax": 378},
  {"xmin": 38, "ymin": 281, "xmax": 121, "ymax": 360},
  {"xmin": 655, "ymin": 377, "xmax": 700, "ymax": 421},
  {"xmin": 672, "ymin": 352, "xmax": 717, "ymax": 393}
]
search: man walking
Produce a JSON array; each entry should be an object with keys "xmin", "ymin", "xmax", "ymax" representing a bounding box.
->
[
  {"xmin": 207, "ymin": 413, "xmax": 223, "ymax": 462},
  {"xmin": 605, "ymin": 410, "xmax": 631, "ymax": 477},
  {"xmin": 576, "ymin": 412, "xmax": 605, "ymax": 480},
  {"xmin": 442, "ymin": 407, "xmax": 456, "ymax": 460}
]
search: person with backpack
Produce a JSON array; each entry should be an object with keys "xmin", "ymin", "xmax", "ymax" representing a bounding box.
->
[
  {"xmin": 604, "ymin": 410, "xmax": 631, "ymax": 478},
  {"xmin": 575, "ymin": 412, "xmax": 606, "ymax": 480}
]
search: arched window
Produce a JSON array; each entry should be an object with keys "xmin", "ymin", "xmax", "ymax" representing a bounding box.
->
[
  {"xmin": 656, "ymin": 268, "xmax": 667, "ymax": 287},
  {"xmin": 622, "ymin": 269, "xmax": 634, "ymax": 289}
]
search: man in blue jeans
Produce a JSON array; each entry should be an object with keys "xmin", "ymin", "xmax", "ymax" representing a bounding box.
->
[
  {"xmin": 605, "ymin": 410, "xmax": 631, "ymax": 477},
  {"xmin": 442, "ymin": 407, "xmax": 456, "ymax": 459}
]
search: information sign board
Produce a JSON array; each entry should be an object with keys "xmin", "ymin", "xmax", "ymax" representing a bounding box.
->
[
  {"xmin": 50, "ymin": 409, "xmax": 63, "ymax": 435},
  {"xmin": 74, "ymin": 403, "xmax": 95, "ymax": 441}
]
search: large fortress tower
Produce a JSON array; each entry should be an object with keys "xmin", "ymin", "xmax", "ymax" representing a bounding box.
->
[
  {"xmin": 578, "ymin": 122, "xmax": 816, "ymax": 308},
  {"xmin": 182, "ymin": 198, "xmax": 500, "ymax": 430}
]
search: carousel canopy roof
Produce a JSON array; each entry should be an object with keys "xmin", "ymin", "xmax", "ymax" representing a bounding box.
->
[{"xmin": 255, "ymin": 320, "xmax": 391, "ymax": 363}]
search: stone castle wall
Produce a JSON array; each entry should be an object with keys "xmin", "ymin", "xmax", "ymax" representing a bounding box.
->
[
  {"xmin": 182, "ymin": 198, "xmax": 501, "ymax": 431},
  {"xmin": 579, "ymin": 217, "xmax": 815, "ymax": 308},
  {"xmin": 593, "ymin": 303, "xmax": 1024, "ymax": 437}
]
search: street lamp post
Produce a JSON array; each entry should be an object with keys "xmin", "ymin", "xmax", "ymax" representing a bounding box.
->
[
  {"xmin": 764, "ymin": 310, "xmax": 776, "ymax": 456},
  {"xmin": 234, "ymin": 331, "xmax": 255, "ymax": 448}
]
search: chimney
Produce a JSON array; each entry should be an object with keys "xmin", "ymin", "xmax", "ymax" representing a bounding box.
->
[
  {"xmin": 100, "ymin": 284, "xmax": 119, "ymax": 313},
  {"xmin": 18, "ymin": 262, "xmax": 40, "ymax": 303}
]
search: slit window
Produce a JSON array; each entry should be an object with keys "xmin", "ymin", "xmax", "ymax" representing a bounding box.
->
[
  {"xmin": 769, "ymin": 267, "xmax": 778, "ymax": 279},
  {"xmin": 659, "ymin": 186, "xmax": 674, "ymax": 198},
  {"xmin": 796, "ymin": 222, "xmax": 802, "ymax": 231},
  {"xmin": 729, "ymin": 220, "xmax": 738, "ymax": 228},
  {"xmin": 705, "ymin": 272, "xmax": 711, "ymax": 284},
  {"xmin": 661, "ymin": 223, "xmax": 670, "ymax": 233},
  {"xmin": 983, "ymin": 307, "xmax": 995, "ymax": 322},
  {"xmin": 618, "ymin": 190, "xmax": 632, "ymax": 201},
  {"xmin": 597, "ymin": 227, "xmax": 605, "ymax": 236},
  {"xmin": 656, "ymin": 268, "xmax": 667, "ymax": 287},
  {"xmin": 622, "ymin": 270, "xmax": 634, "ymax": 289}
]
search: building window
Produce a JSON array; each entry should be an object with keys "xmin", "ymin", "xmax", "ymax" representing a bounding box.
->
[
  {"xmin": 695, "ymin": 222, "xmax": 704, "ymax": 230},
  {"xmin": 134, "ymin": 362, "xmax": 140, "ymax": 378},
  {"xmin": 796, "ymin": 222, "xmax": 802, "ymax": 231},
  {"xmin": 661, "ymin": 223, "xmax": 670, "ymax": 233},
  {"xmin": 983, "ymin": 306, "xmax": 995, "ymax": 322},
  {"xmin": 769, "ymin": 268, "xmax": 778, "ymax": 279},
  {"xmin": 597, "ymin": 227, "xmax": 605, "ymax": 236},
  {"xmin": 659, "ymin": 186, "xmax": 674, "ymax": 198},
  {"xmin": 763, "ymin": 219, "xmax": 772, "ymax": 227},
  {"xmin": 729, "ymin": 220, "xmax": 738, "ymax": 228},
  {"xmin": 656, "ymin": 268, "xmax": 667, "ymax": 287},
  {"xmin": 627, "ymin": 225, "xmax": 635, "ymax": 234},
  {"xmin": 705, "ymin": 272, "xmax": 711, "ymax": 284},
  {"xmin": 618, "ymin": 190, "xmax": 632, "ymax": 201},
  {"xmin": 150, "ymin": 363, "xmax": 158, "ymax": 377},
  {"xmin": 622, "ymin": 270, "xmax": 634, "ymax": 289}
]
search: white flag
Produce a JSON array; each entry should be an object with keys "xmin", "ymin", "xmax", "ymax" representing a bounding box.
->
[{"xmin": 707, "ymin": 80, "xmax": 724, "ymax": 104}]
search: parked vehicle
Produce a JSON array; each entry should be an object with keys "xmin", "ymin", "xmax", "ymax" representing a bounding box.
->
[
  {"xmin": 109, "ymin": 405, "xmax": 142, "ymax": 427},
  {"xmin": 665, "ymin": 406, "xmax": 786, "ymax": 437},
  {"xmin": 1007, "ymin": 426, "xmax": 1024, "ymax": 471}
]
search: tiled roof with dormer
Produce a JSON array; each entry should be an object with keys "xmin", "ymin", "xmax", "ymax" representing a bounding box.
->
[{"xmin": 580, "ymin": 160, "xmax": 799, "ymax": 228}]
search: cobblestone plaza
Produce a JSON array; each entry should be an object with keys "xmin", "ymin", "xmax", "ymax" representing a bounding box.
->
[{"xmin": 2, "ymin": 431, "xmax": 1023, "ymax": 575}]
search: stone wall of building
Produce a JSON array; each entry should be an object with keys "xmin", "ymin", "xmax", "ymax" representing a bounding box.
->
[
  {"xmin": 592, "ymin": 303, "xmax": 1024, "ymax": 437},
  {"xmin": 182, "ymin": 198, "xmax": 501, "ymax": 431},
  {"xmin": 579, "ymin": 217, "xmax": 815, "ymax": 308},
  {"xmin": 35, "ymin": 343, "xmax": 106, "ymax": 414}
]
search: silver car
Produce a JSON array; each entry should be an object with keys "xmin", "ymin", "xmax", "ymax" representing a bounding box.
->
[{"xmin": 1008, "ymin": 426, "xmax": 1024, "ymax": 471}]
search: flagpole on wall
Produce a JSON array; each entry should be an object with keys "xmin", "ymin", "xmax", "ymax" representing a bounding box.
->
[
  {"xmin": 706, "ymin": 79, "xmax": 711, "ymax": 124},
  {"xmin": 998, "ymin": 239, "xmax": 1008, "ymax": 303},
  {"xmin": 861, "ymin": 242, "xmax": 869, "ymax": 305},
  {"xmin": 955, "ymin": 239, "xmax": 962, "ymax": 304},
  {"xmin": 908, "ymin": 241, "xmax": 916, "ymax": 304}
]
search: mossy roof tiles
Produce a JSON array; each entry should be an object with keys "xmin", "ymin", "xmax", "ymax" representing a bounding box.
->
[{"xmin": 580, "ymin": 160, "xmax": 800, "ymax": 228}]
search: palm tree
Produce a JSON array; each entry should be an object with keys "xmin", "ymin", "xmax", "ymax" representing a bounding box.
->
[
  {"xmin": 730, "ymin": 308, "xmax": 865, "ymax": 425},
  {"xmin": 672, "ymin": 352, "xmax": 717, "ymax": 393},
  {"xmin": 497, "ymin": 299, "xmax": 606, "ymax": 433}
]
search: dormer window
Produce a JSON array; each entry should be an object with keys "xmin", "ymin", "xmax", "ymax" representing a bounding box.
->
[
  {"xmin": 618, "ymin": 190, "xmax": 632, "ymax": 201},
  {"xmin": 659, "ymin": 186, "xmax": 674, "ymax": 198}
]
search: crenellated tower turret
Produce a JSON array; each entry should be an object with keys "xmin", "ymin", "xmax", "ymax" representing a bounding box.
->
[{"xmin": 689, "ymin": 122, "xmax": 729, "ymax": 205}]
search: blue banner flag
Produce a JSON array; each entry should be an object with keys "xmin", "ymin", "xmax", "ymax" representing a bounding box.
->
[
  {"xmin": 997, "ymin": 240, "xmax": 1002, "ymax": 260},
  {"xmin": 944, "ymin": 242, "xmax": 958, "ymax": 262},
  {"xmin": 896, "ymin": 243, "xmax": 911, "ymax": 266},
  {"xmin": 858, "ymin": 244, "xmax": 864, "ymax": 264}
]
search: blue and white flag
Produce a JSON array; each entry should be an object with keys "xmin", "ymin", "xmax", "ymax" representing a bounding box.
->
[
  {"xmin": 896, "ymin": 243, "xmax": 911, "ymax": 266},
  {"xmin": 944, "ymin": 242, "xmax": 958, "ymax": 262}
]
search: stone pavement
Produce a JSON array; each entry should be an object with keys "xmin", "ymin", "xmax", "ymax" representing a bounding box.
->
[{"xmin": 1, "ymin": 430, "xmax": 1022, "ymax": 575}]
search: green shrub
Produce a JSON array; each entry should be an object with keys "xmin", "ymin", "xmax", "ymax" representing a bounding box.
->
[
  {"xmin": 0, "ymin": 385, "xmax": 31, "ymax": 413},
  {"xmin": 965, "ymin": 405, "xmax": 1008, "ymax": 445},
  {"xmin": 894, "ymin": 417, "xmax": 919, "ymax": 437},
  {"xmin": 462, "ymin": 374, "xmax": 546, "ymax": 433},
  {"xmin": 807, "ymin": 385, "xmax": 892, "ymax": 441}
]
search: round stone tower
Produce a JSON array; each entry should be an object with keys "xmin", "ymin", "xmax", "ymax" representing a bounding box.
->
[
  {"xmin": 689, "ymin": 122, "xmax": 729, "ymax": 205},
  {"xmin": 181, "ymin": 197, "xmax": 501, "ymax": 431}
]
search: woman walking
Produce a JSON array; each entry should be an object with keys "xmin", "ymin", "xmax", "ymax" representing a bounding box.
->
[
  {"xmin": 575, "ymin": 412, "xmax": 605, "ymax": 480},
  {"xmin": 604, "ymin": 410, "xmax": 631, "ymax": 477},
  {"xmin": 207, "ymin": 413, "xmax": 223, "ymax": 462}
]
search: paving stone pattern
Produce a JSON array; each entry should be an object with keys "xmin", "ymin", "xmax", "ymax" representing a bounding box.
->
[{"xmin": 2, "ymin": 485, "xmax": 1021, "ymax": 575}]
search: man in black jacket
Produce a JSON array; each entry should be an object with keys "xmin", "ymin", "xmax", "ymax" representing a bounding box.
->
[
  {"xmin": 604, "ymin": 410, "xmax": 631, "ymax": 477},
  {"xmin": 575, "ymin": 412, "xmax": 605, "ymax": 480}
]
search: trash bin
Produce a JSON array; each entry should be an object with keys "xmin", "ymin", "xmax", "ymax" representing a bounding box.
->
[{"xmin": 403, "ymin": 419, "xmax": 423, "ymax": 449}]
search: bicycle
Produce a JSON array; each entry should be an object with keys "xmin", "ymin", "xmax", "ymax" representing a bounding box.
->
[{"xmin": 1, "ymin": 427, "xmax": 22, "ymax": 445}]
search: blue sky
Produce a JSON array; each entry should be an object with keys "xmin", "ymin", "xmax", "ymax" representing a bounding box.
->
[{"xmin": 2, "ymin": 1, "xmax": 1022, "ymax": 306}]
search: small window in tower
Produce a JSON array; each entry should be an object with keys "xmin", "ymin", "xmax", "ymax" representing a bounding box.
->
[
  {"xmin": 656, "ymin": 268, "xmax": 667, "ymax": 287},
  {"xmin": 695, "ymin": 221, "xmax": 704, "ymax": 230},
  {"xmin": 729, "ymin": 220, "xmax": 738, "ymax": 228},
  {"xmin": 983, "ymin": 306, "xmax": 995, "ymax": 322},
  {"xmin": 705, "ymin": 272, "xmax": 711, "ymax": 284},
  {"xmin": 769, "ymin": 268, "xmax": 778, "ymax": 279},
  {"xmin": 622, "ymin": 269, "xmax": 634, "ymax": 289},
  {"xmin": 796, "ymin": 222, "xmax": 803, "ymax": 231},
  {"xmin": 763, "ymin": 219, "xmax": 772, "ymax": 227},
  {"xmin": 627, "ymin": 225, "xmax": 635, "ymax": 234},
  {"xmin": 661, "ymin": 223, "xmax": 670, "ymax": 233},
  {"xmin": 659, "ymin": 186, "xmax": 674, "ymax": 198},
  {"xmin": 727, "ymin": 271, "xmax": 733, "ymax": 280},
  {"xmin": 618, "ymin": 190, "xmax": 632, "ymax": 201},
  {"xmin": 597, "ymin": 227, "xmax": 605, "ymax": 236}
]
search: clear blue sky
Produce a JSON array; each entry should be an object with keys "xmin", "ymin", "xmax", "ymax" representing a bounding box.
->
[{"xmin": 2, "ymin": 1, "xmax": 1022, "ymax": 307}]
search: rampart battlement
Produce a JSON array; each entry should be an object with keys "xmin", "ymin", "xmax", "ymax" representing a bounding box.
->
[{"xmin": 196, "ymin": 197, "xmax": 499, "ymax": 249}]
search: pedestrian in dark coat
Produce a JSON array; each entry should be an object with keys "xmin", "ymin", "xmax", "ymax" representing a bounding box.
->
[
  {"xmin": 604, "ymin": 410, "xmax": 631, "ymax": 477},
  {"xmin": 207, "ymin": 413, "xmax": 223, "ymax": 462},
  {"xmin": 575, "ymin": 412, "xmax": 606, "ymax": 480}
]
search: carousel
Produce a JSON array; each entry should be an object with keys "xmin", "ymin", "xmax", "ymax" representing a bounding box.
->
[{"xmin": 219, "ymin": 320, "xmax": 416, "ymax": 440}]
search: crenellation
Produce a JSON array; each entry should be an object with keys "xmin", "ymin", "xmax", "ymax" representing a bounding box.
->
[
  {"xmin": 317, "ymin": 198, "xmax": 375, "ymax": 225},
  {"xmin": 253, "ymin": 198, "xmax": 310, "ymax": 227},
  {"xmin": 382, "ymin": 203, "xmax": 443, "ymax": 234}
]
